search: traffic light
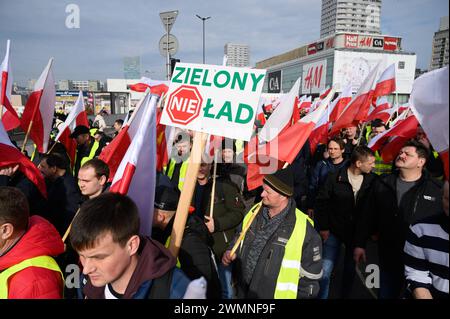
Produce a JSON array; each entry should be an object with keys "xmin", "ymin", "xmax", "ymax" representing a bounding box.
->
[{"xmin": 170, "ymin": 58, "xmax": 180, "ymax": 77}]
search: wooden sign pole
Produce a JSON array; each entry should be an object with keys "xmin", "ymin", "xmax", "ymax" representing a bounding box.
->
[
  {"xmin": 61, "ymin": 208, "xmax": 80, "ymax": 243},
  {"xmin": 21, "ymin": 120, "xmax": 34, "ymax": 153},
  {"xmin": 208, "ymin": 149, "xmax": 219, "ymax": 219},
  {"xmin": 168, "ymin": 131, "xmax": 208, "ymax": 258}
]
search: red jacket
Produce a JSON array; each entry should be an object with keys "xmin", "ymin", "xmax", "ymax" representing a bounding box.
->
[{"xmin": 0, "ymin": 215, "xmax": 65, "ymax": 299}]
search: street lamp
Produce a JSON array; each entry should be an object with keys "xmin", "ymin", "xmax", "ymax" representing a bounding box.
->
[{"xmin": 196, "ymin": 14, "xmax": 211, "ymax": 64}]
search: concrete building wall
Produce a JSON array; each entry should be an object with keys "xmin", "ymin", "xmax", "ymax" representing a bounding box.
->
[
  {"xmin": 321, "ymin": 0, "xmax": 382, "ymax": 38},
  {"xmin": 224, "ymin": 43, "xmax": 250, "ymax": 67}
]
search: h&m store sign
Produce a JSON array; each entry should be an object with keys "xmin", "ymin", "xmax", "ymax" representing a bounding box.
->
[
  {"xmin": 306, "ymin": 34, "xmax": 400, "ymax": 57},
  {"xmin": 343, "ymin": 34, "xmax": 399, "ymax": 51}
]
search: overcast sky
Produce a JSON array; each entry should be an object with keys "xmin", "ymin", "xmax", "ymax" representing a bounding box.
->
[{"xmin": 0, "ymin": 0, "xmax": 448, "ymax": 85}]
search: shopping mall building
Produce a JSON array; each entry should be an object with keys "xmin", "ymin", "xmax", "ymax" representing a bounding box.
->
[{"xmin": 256, "ymin": 32, "xmax": 416, "ymax": 104}]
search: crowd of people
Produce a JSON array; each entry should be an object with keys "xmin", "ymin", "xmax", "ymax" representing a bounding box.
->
[{"xmin": 0, "ymin": 107, "xmax": 448, "ymax": 300}]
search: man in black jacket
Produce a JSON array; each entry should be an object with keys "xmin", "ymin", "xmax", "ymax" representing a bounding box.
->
[
  {"xmin": 152, "ymin": 182, "xmax": 222, "ymax": 299},
  {"xmin": 315, "ymin": 146, "xmax": 377, "ymax": 299},
  {"xmin": 37, "ymin": 153, "xmax": 80, "ymax": 236},
  {"xmin": 354, "ymin": 140, "xmax": 443, "ymax": 299}
]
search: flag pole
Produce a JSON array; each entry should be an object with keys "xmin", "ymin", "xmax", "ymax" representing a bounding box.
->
[
  {"xmin": 62, "ymin": 208, "xmax": 80, "ymax": 243},
  {"xmin": 357, "ymin": 121, "xmax": 368, "ymax": 146},
  {"xmin": 46, "ymin": 141, "xmax": 58, "ymax": 155},
  {"xmin": 21, "ymin": 119, "xmax": 34, "ymax": 153},
  {"xmin": 168, "ymin": 131, "xmax": 208, "ymax": 258},
  {"xmin": 230, "ymin": 201, "xmax": 262, "ymax": 258},
  {"xmin": 208, "ymin": 149, "xmax": 219, "ymax": 219}
]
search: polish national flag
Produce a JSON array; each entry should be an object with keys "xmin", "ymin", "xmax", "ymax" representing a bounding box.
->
[
  {"xmin": 298, "ymin": 95, "xmax": 312, "ymax": 112},
  {"xmin": 410, "ymin": 66, "xmax": 449, "ymax": 179},
  {"xmin": 309, "ymin": 90, "xmax": 345, "ymax": 154},
  {"xmin": 20, "ymin": 58, "xmax": 56, "ymax": 153},
  {"xmin": 366, "ymin": 96, "xmax": 393, "ymax": 123},
  {"xmin": 373, "ymin": 63, "xmax": 396, "ymax": 103},
  {"xmin": 319, "ymin": 86, "xmax": 332, "ymax": 100},
  {"xmin": 156, "ymin": 108, "xmax": 175, "ymax": 172},
  {"xmin": 54, "ymin": 91, "xmax": 89, "ymax": 167},
  {"xmin": 0, "ymin": 120, "xmax": 47, "ymax": 198},
  {"xmin": 309, "ymin": 106, "xmax": 330, "ymax": 155},
  {"xmin": 99, "ymin": 90, "xmax": 153, "ymax": 181},
  {"xmin": 1, "ymin": 40, "xmax": 20, "ymax": 131},
  {"xmin": 368, "ymin": 113, "xmax": 419, "ymax": 162},
  {"xmin": 329, "ymin": 85, "xmax": 352, "ymax": 123},
  {"xmin": 128, "ymin": 77, "xmax": 169, "ymax": 96},
  {"xmin": 330, "ymin": 62, "xmax": 381, "ymax": 136},
  {"xmin": 205, "ymin": 134, "xmax": 224, "ymax": 158},
  {"xmin": 245, "ymin": 79, "xmax": 334, "ymax": 190},
  {"xmin": 398, "ymin": 103, "xmax": 409, "ymax": 115},
  {"xmin": 110, "ymin": 93, "xmax": 158, "ymax": 236}
]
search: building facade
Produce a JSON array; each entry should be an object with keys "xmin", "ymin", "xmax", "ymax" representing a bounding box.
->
[
  {"xmin": 430, "ymin": 16, "xmax": 449, "ymax": 70},
  {"xmin": 123, "ymin": 56, "xmax": 141, "ymax": 79},
  {"xmin": 224, "ymin": 43, "xmax": 250, "ymax": 67},
  {"xmin": 321, "ymin": 0, "xmax": 382, "ymax": 38},
  {"xmin": 71, "ymin": 80, "xmax": 89, "ymax": 91},
  {"xmin": 256, "ymin": 32, "xmax": 416, "ymax": 104}
]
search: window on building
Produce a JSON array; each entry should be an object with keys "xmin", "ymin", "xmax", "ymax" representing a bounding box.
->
[{"xmin": 398, "ymin": 61, "xmax": 405, "ymax": 69}]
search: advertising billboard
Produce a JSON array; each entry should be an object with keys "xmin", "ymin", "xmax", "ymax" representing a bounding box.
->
[
  {"xmin": 337, "ymin": 34, "xmax": 400, "ymax": 52},
  {"xmin": 267, "ymin": 70, "xmax": 282, "ymax": 93},
  {"xmin": 333, "ymin": 50, "xmax": 417, "ymax": 93},
  {"xmin": 302, "ymin": 60, "xmax": 327, "ymax": 94}
]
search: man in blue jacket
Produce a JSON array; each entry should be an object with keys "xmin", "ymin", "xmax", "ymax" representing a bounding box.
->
[{"xmin": 70, "ymin": 192, "xmax": 191, "ymax": 299}]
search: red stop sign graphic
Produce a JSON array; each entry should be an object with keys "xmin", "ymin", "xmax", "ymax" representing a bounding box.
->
[{"xmin": 166, "ymin": 85, "xmax": 203, "ymax": 125}]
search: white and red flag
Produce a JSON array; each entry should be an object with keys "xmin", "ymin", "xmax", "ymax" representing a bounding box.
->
[
  {"xmin": 205, "ymin": 134, "xmax": 224, "ymax": 158},
  {"xmin": 110, "ymin": 93, "xmax": 158, "ymax": 236},
  {"xmin": 128, "ymin": 77, "xmax": 169, "ymax": 96},
  {"xmin": 366, "ymin": 96, "xmax": 394, "ymax": 123},
  {"xmin": 20, "ymin": 58, "xmax": 56, "ymax": 153},
  {"xmin": 330, "ymin": 62, "xmax": 381, "ymax": 136},
  {"xmin": 398, "ymin": 103, "xmax": 409, "ymax": 115},
  {"xmin": 319, "ymin": 86, "xmax": 332, "ymax": 100},
  {"xmin": 156, "ymin": 108, "xmax": 175, "ymax": 172},
  {"xmin": 373, "ymin": 63, "xmax": 396, "ymax": 103},
  {"xmin": 1, "ymin": 40, "xmax": 20, "ymax": 131},
  {"xmin": 99, "ymin": 90, "xmax": 151, "ymax": 181},
  {"xmin": 255, "ymin": 97, "xmax": 268, "ymax": 126},
  {"xmin": 0, "ymin": 120, "xmax": 47, "ymax": 198},
  {"xmin": 298, "ymin": 95, "xmax": 312, "ymax": 112},
  {"xmin": 410, "ymin": 66, "xmax": 449, "ymax": 179},
  {"xmin": 329, "ymin": 85, "xmax": 352, "ymax": 123},
  {"xmin": 54, "ymin": 91, "xmax": 89, "ymax": 167},
  {"xmin": 245, "ymin": 78, "xmax": 334, "ymax": 190},
  {"xmin": 309, "ymin": 89, "xmax": 346, "ymax": 154},
  {"xmin": 368, "ymin": 112, "xmax": 419, "ymax": 163}
]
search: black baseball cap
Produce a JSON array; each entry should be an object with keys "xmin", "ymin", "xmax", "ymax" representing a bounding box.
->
[
  {"xmin": 154, "ymin": 185, "xmax": 180, "ymax": 211},
  {"xmin": 70, "ymin": 125, "xmax": 90, "ymax": 138}
]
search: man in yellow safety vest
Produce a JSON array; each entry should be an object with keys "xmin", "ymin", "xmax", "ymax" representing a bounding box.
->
[
  {"xmin": 222, "ymin": 166, "xmax": 323, "ymax": 299},
  {"xmin": 70, "ymin": 125, "xmax": 103, "ymax": 178}
]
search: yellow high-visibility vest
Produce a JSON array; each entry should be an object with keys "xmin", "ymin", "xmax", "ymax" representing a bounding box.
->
[
  {"xmin": 165, "ymin": 158, "xmax": 189, "ymax": 191},
  {"xmin": 240, "ymin": 204, "xmax": 313, "ymax": 299},
  {"xmin": 374, "ymin": 150, "xmax": 392, "ymax": 175},
  {"xmin": 164, "ymin": 236, "xmax": 181, "ymax": 268},
  {"xmin": 73, "ymin": 140, "xmax": 100, "ymax": 174},
  {"xmin": 0, "ymin": 255, "xmax": 63, "ymax": 299}
]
